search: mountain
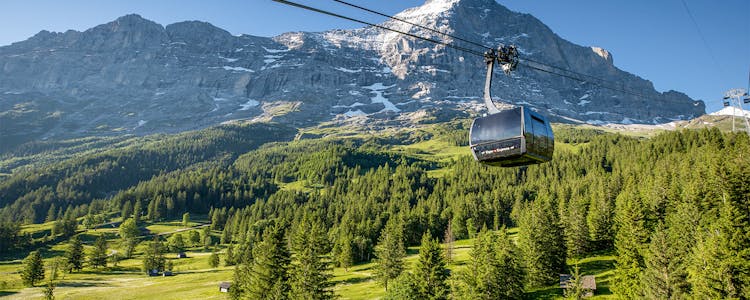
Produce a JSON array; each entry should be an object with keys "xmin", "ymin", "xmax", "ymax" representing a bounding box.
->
[
  {"xmin": 710, "ymin": 106, "xmax": 750, "ymax": 117},
  {"xmin": 0, "ymin": 0, "xmax": 705, "ymax": 151}
]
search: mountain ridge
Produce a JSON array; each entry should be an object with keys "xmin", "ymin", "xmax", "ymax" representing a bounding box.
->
[{"xmin": 0, "ymin": 1, "xmax": 705, "ymax": 152}]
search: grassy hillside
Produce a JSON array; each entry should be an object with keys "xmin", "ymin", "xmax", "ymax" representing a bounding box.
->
[
  {"xmin": 1, "ymin": 119, "xmax": 747, "ymax": 299},
  {"xmin": 0, "ymin": 225, "xmax": 616, "ymax": 300}
]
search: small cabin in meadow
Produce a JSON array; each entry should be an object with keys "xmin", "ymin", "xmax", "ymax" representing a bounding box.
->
[
  {"xmin": 560, "ymin": 274, "xmax": 597, "ymax": 297},
  {"xmin": 219, "ymin": 282, "xmax": 231, "ymax": 293}
]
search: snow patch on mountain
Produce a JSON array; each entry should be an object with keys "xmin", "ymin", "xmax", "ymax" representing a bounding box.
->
[
  {"xmin": 396, "ymin": 0, "xmax": 459, "ymax": 19},
  {"xmin": 262, "ymin": 46, "xmax": 290, "ymax": 53},
  {"xmin": 238, "ymin": 99, "xmax": 259, "ymax": 111},
  {"xmin": 363, "ymin": 83, "xmax": 400, "ymax": 112},
  {"xmin": 343, "ymin": 109, "xmax": 366, "ymax": 117},
  {"xmin": 223, "ymin": 66, "xmax": 253, "ymax": 72},
  {"xmin": 335, "ymin": 67, "xmax": 362, "ymax": 73},
  {"xmin": 710, "ymin": 106, "xmax": 750, "ymax": 117}
]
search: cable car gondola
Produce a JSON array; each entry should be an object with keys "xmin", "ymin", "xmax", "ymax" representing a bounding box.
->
[{"xmin": 469, "ymin": 46, "xmax": 554, "ymax": 167}]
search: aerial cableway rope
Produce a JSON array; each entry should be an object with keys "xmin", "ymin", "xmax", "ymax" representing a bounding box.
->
[{"xmin": 273, "ymin": 0, "xmax": 654, "ymax": 100}]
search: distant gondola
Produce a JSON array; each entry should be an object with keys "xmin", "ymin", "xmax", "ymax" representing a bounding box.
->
[{"xmin": 469, "ymin": 106, "xmax": 554, "ymax": 167}]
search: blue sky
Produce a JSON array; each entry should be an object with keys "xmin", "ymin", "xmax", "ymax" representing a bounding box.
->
[{"xmin": 0, "ymin": 0, "xmax": 747, "ymax": 113}]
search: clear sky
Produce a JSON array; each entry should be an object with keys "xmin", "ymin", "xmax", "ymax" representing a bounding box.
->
[{"xmin": 0, "ymin": 0, "xmax": 747, "ymax": 113}]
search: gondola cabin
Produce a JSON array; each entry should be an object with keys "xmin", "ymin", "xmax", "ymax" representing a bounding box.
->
[{"xmin": 469, "ymin": 106, "xmax": 554, "ymax": 167}]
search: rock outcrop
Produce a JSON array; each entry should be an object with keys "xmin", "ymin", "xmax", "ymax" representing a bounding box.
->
[{"xmin": 0, "ymin": 0, "xmax": 705, "ymax": 150}]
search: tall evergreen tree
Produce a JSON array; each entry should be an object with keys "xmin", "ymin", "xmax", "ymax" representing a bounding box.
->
[
  {"xmin": 182, "ymin": 212, "xmax": 190, "ymax": 227},
  {"xmin": 65, "ymin": 236, "xmax": 84, "ymax": 272},
  {"xmin": 89, "ymin": 235, "xmax": 108, "ymax": 269},
  {"xmin": 611, "ymin": 186, "xmax": 649, "ymax": 299},
  {"xmin": 21, "ymin": 250, "xmax": 45, "ymax": 287},
  {"xmin": 517, "ymin": 194, "xmax": 566, "ymax": 287},
  {"xmin": 454, "ymin": 227, "xmax": 524, "ymax": 300},
  {"xmin": 202, "ymin": 225, "xmax": 213, "ymax": 250},
  {"xmin": 142, "ymin": 236, "xmax": 166, "ymax": 272},
  {"xmin": 289, "ymin": 215, "xmax": 333, "ymax": 300},
  {"xmin": 384, "ymin": 272, "xmax": 421, "ymax": 300},
  {"xmin": 133, "ymin": 199, "xmax": 142, "ymax": 225},
  {"xmin": 443, "ymin": 221, "xmax": 454, "ymax": 264},
  {"xmin": 209, "ymin": 251, "xmax": 220, "ymax": 268},
  {"xmin": 413, "ymin": 232, "xmax": 449, "ymax": 300},
  {"xmin": 587, "ymin": 191, "xmax": 613, "ymax": 250},
  {"xmin": 564, "ymin": 197, "xmax": 590, "ymax": 258},
  {"xmin": 335, "ymin": 233, "xmax": 353, "ymax": 271},
  {"xmin": 374, "ymin": 217, "xmax": 406, "ymax": 291},
  {"xmin": 642, "ymin": 224, "xmax": 684, "ymax": 299},
  {"xmin": 234, "ymin": 221, "xmax": 290, "ymax": 300}
]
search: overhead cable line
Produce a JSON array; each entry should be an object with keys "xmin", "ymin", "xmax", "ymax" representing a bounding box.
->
[
  {"xmin": 680, "ymin": 0, "xmax": 727, "ymax": 81},
  {"xmin": 274, "ymin": 0, "xmax": 653, "ymax": 100}
]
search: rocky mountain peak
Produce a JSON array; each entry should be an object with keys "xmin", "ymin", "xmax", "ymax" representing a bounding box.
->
[
  {"xmin": 77, "ymin": 13, "xmax": 167, "ymax": 50},
  {"xmin": 0, "ymin": 6, "xmax": 706, "ymax": 151},
  {"xmin": 166, "ymin": 21, "xmax": 235, "ymax": 51},
  {"xmin": 591, "ymin": 47, "xmax": 613, "ymax": 64}
]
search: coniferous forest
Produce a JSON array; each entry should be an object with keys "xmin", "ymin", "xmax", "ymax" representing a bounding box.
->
[{"xmin": 0, "ymin": 122, "xmax": 748, "ymax": 299}]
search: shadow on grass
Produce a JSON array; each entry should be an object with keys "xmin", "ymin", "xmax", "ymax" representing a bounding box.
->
[
  {"xmin": 57, "ymin": 281, "xmax": 111, "ymax": 288},
  {"xmin": 524, "ymin": 285, "xmax": 563, "ymax": 300},
  {"xmin": 577, "ymin": 257, "xmax": 615, "ymax": 275},
  {"xmin": 334, "ymin": 276, "xmax": 371, "ymax": 285},
  {"xmin": 0, "ymin": 291, "xmax": 18, "ymax": 297},
  {"xmin": 350, "ymin": 264, "xmax": 374, "ymax": 272}
]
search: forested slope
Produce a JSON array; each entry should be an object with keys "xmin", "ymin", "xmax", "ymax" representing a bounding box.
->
[{"xmin": 0, "ymin": 123, "xmax": 748, "ymax": 298}]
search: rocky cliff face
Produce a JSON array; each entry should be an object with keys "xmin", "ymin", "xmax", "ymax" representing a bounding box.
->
[{"xmin": 0, "ymin": 0, "xmax": 705, "ymax": 150}]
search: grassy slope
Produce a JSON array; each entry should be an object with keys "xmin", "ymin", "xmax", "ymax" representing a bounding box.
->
[
  {"xmin": 1, "ymin": 226, "xmax": 614, "ymax": 299},
  {"xmin": 1, "ymin": 122, "xmax": 629, "ymax": 299}
]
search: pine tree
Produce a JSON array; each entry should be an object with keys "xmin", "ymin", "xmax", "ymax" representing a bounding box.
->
[
  {"xmin": 45, "ymin": 204, "xmax": 57, "ymax": 223},
  {"xmin": 189, "ymin": 230, "xmax": 201, "ymax": 247},
  {"xmin": 587, "ymin": 192, "xmax": 613, "ymax": 250},
  {"xmin": 118, "ymin": 218, "xmax": 139, "ymax": 258},
  {"xmin": 641, "ymin": 224, "xmax": 684, "ymax": 299},
  {"xmin": 563, "ymin": 264, "xmax": 585, "ymax": 300},
  {"xmin": 454, "ymin": 227, "xmax": 524, "ymax": 300},
  {"xmin": 443, "ymin": 221, "xmax": 454, "ymax": 264},
  {"xmin": 235, "ymin": 222, "xmax": 291, "ymax": 299},
  {"xmin": 167, "ymin": 233, "xmax": 186, "ymax": 253},
  {"xmin": 289, "ymin": 215, "xmax": 333, "ymax": 300},
  {"xmin": 65, "ymin": 236, "xmax": 84, "ymax": 272},
  {"xmin": 564, "ymin": 197, "xmax": 589, "ymax": 258},
  {"xmin": 142, "ymin": 236, "xmax": 166, "ymax": 272},
  {"xmin": 518, "ymin": 195, "xmax": 566, "ymax": 287},
  {"xmin": 413, "ymin": 232, "xmax": 449, "ymax": 299},
  {"xmin": 225, "ymin": 244, "xmax": 237, "ymax": 266},
  {"xmin": 611, "ymin": 187, "xmax": 648, "ymax": 299},
  {"xmin": 209, "ymin": 251, "xmax": 220, "ymax": 268},
  {"xmin": 120, "ymin": 201, "xmax": 132, "ymax": 220},
  {"xmin": 133, "ymin": 199, "xmax": 142, "ymax": 225},
  {"xmin": 43, "ymin": 282, "xmax": 55, "ymax": 300},
  {"xmin": 384, "ymin": 272, "xmax": 421, "ymax": 300},
  {"xmin": 182, "ymin": 212, "xmax": 190, "ymax": 227},
  {"xmin": 335, "ymin": 233, "xmax": 353, "ymax": 271},
  {"xmin": 374, "ymin": 217, "xmax": 406, "ymax": 291},
  {"xmin": 89, "ymin": 235, "xmax": 108, "ymax": 269},
  {"xmin": 21, "ymin": 250, "xmax": 45, "ymax": 287},
  {"xmin": 202, "ymin": 226, "xmax": 212, "ymax": 250}
]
